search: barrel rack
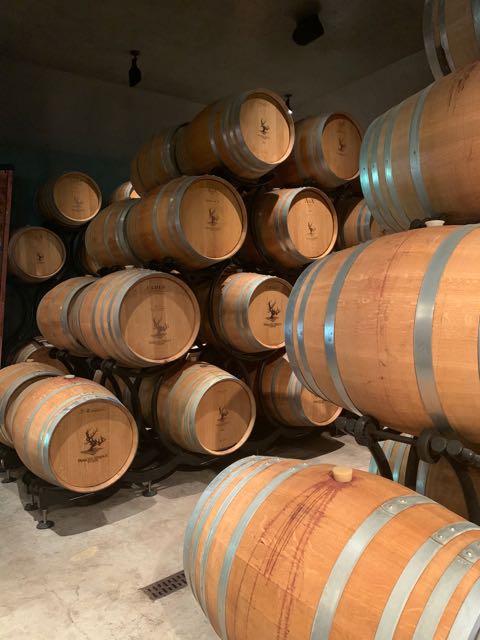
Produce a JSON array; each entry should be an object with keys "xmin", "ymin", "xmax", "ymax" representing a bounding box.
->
[{"xmin": 333, "ymin": 413, "xmax": 480, "ymax": 525}]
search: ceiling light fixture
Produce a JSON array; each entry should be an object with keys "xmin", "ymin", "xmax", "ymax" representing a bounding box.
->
[
  {"xmin": 292, "ymin": 14, "xmax": 324, "ymax": 46},
  {"xmin": 285, "ymin": 94, "xmax": 293, "ymax": 115},
  {"xmin": 129, "ymin": 50, "xmax": 142, "ymax": 87}
]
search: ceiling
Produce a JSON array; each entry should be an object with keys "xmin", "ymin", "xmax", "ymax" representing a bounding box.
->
[{"xmin": 0, "ymin": 0, "xmax": 424, "ymax": 109}]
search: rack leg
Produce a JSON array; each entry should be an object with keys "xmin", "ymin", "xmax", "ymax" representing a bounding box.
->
[
  {"xmin": 1, "ymin": 469, "xmax": 15, "ymax": 484},
  {"xmin": 142, "ymin": 481, "xmax": 157, "ymax": 498},
  {"xmin": 36, "ymin": 509, "xmax": 54, "ymax": 530}
]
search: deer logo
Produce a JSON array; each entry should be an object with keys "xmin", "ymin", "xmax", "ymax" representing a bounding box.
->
[
  {"xmin": 82, "ymin": 428, "xmax": 106, "ymax": 456},
  {"xmin": 71, "ymin": 193, "xmax": 84, "ymax": 213},
  {"xmin": 260, "ymin": 119, "xmax": 270, "ymax": 136},
  {"xmin": 308, "ymin": 221, "xmax": 317, "ymax": 235},
  {"xmin": 208, "ymin": 207, "xmax": 219, "ymax": 226},
  {"xmin": 338, "ymin": 136, "xmax": 346, "ymax": 153},
  {"xmin": 266, "ymin": 300, "xmax": 281, "ymax": 323},
  {"xmin": 152, "ymin": 318, "xmax": 168, "ymax": 338},
  {"xmin": 218, "ymin": 406, "xmax": 229, "ymax": 422},
  {"xmin": 36, "ymin": 252, "xmax": 45, "ymax": 263}
]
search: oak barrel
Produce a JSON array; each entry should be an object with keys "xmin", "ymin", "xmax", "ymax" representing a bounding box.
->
[
  {"xmin": 285, "ymin": 225, "xmax": 480, "ymax": 443},
  {"xmin": 243, "ymin": 187, "xmax": 338, "ymax": 268},
  {"xmin": 370, "ymin": 438, "xmax": 480, "ymax": 520},
  {"xmin": 9, "ymin": 376, "xmax": 138, "ymax": 492},
  {"xmin": 175, "ymin": 89, "xmax": 294, "ymax": 181},
  {"xmin": 109, "ymin": 181, "xmax": 140, "ymax": 203},
  {"xmin": 424, "ymin": 0, "xmax": 480, "ymax": 79},
  {"xmin": 84, "ymin": 200, "xmax": 141, "ymax": 269},
  {"xmin": 38, "ymin": 172, "xmax": 102, "ymax": 227},
  {"xmin": 126, "ymin": 175, "xmax": 247, "ymax": 269},
  {"xmin": 11, "ymin": 338, "xmax": 68, "ymax": 372},
  {"xmin": 197, "ymin": 273, "xmax": 292, "ymax": 353},
  {"xmin": 277, "ymin": 113, "xmax": 363, "ymax": 189},
  {"xmin": 130, "ymin": 128, "xmax": 182, "ymax": 196},
  {"xmin": 138, "ymin": 362, "xmax": 255, "ymax": 455},
  {"xmin": 185, "ymin": 456, "xmax": 480, "ymax": 640},
  {"xmin": 0, "ymin": 362, "xmax": 63, "ymax": 447},
  {"xmin": 361, "ymin": 61, "xmax": 480, "ymax": 230},
  {"xmin": 336, "ymin": 197, "xmax": 386, "ymax": 248},
  {"xmin": 7, "ymin": 226, "xmax": 66, "ymax": 282},
  {"xmin": 254, "ymin": 352, "xmax": 341, "ymax": 427},
  {"xmin": 37, "ymin": 276, "xmax": 95, "ymax": 356},
  {"xmin": 77, "ymin": 268, "xmax": 200, "ymax": 367}
]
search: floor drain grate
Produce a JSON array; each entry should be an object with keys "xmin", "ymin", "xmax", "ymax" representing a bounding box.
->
[{"xmin": 141, "ymin": 570, "xmax": 188, "ymax": 601}]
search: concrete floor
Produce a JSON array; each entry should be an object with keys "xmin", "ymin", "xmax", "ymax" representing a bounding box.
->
[{"xmin": 0, "ymin": 434, "xmax": 370, "ymax": 640}]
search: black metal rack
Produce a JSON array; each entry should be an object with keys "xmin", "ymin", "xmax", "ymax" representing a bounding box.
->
[{"xmin": 333, "ymin": 413, "xmax": 480, "ymax": 525}]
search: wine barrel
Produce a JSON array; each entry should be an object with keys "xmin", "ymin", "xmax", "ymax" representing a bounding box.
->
[
  {"xmin": 37, "ymin": 276, "xmax": 95, "ymax": 356},
  {"xmin": 38, "ymin": 172, "xmax": 102, "ymax": 227},
  {"xmin": 126, "ymin": 175, "xmax": 247, "ymax": 269},
  {"xmin": 254, "ymin": 352, "xmax": 341, "ymax": 427},
  {"xmin": 361, "ymin": 62, "xmax": 480, "ymax": 231},
  {"xmin": 9, "ymin": 376, "xmax": 138, "ymax": 492},
  {"xmin": 137, "ymin": 362, "xmax": 255, "ymax": 454},
  {"xmin": 243, "ymin": 187, "xmax": 338, "ymax": 268},
  {"xmin": 370, "ymin": 438, "xmax": 480, "ymax": 519},
  {"xmin": 285, "ymin": 225, "xmax": 480, "ymax": 443},
  {"xmin": 277, "ymin": 113, "xmax": 363, "ymax": 189},
  {"xmin": 185, "ymin": 456, "xmax": 480, "ymax": 640},
  {"xmin": 84, "ymin": 200, "xmax": 141, "ymax": 269},
  {"xmin": 11, "ymin": 338, "xmax": 68, "ymax": 372},
  {"xmin": 130, "ymin": 128, "xmax": 182, "ymax": 196},
  {"xmin": 77, "ymin": 268, "xmax": 200, "ymax": 367},
  {"xmin": 109, "ymin": 181, "xmax": 140, "ymax": 203},
  {"xmin": 424, "ymin": 0, "xmax": 480, "ymax": 79},
  {"xmin": 337, "ymin": 197, "xmax": 387, "ymax": 248},
  {"xmin": 0, "ymin": 362, "xmax": 63, "ymax": 447},
  {"xmin": 197, "ymin": 273, "xmax": 292, "ymax": 353},
  {"xmin": 7, "ymin": 226, "xmax": 66, "ymax": 282},
  {"xmin": 175, "ymin": 89, "xmax": 294, "ymax": 181}
]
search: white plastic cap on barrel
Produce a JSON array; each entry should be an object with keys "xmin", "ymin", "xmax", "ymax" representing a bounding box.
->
[
  {"xmin": 64, "ymin": 374, "xmax": 75, "ymax": 379},
  {"xmin": 332, "ymin": 466, "xmax": 353, "ymax": 483},
  {"xmin": 425, "ymin": 220, "xmax": 445, "ymax": 227}
]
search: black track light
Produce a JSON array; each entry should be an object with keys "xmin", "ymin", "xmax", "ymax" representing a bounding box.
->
[
  {"xmin": 292, "ymin": 14, "xmax": 324, "ymax": 46},
  {"xmin": 284, "ymin": 94, "xmax": 293, "ymax": 115},
  {"xmin": 129, "ymin": 50, "xmax": 142, "ymax": 87}
]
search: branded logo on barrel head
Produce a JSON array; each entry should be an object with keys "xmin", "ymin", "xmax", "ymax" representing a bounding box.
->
[
  {"xmin": 36, "ymin": 252, "xmax": 45, "ymax": 264},
  {"xmin": 259, "ymin": 119, "xmax": 270, "ymax": 137},
  {"xmin": 217, "ymin": 406, "xmax": 229, "ymax": 423},
  {"xmin": 72, "ymin": 193, "xmax": 85, "ymax": 213},
  {"xmin": 266, "ymin": 300, "xmax": 281, "ymax": 323},
  {"xmin": 208, "ymin": 207, "xmax": 219, "ymax": 226},
  {"xmin": 338, "ymin": 136, "xmax": 346, "ymax": 153},
  {"xmin": 307, "ymin": 221, "xmax": 317, "ymax": 236},
  {"xmin": 152, "ymin": 318, "xmax": 168, "ymax": 338},
  {"xmin": 81, "ymin": 428, "xmax": 106, "ymax": 456}
]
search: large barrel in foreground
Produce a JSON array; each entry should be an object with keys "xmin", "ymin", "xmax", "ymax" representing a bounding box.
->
[
  {"xmin": 185, "ymin": 456, "xmax": 480, "ymax": 640},
  {"xmin": 77, "ymin": 269, "xmax": 200, "ymax": 367},
  {"xmin": 8, "ymin": 226, "xmax": 66, "ymax": 282},
  {"xmin": 370, "ymin": 438, "xmax": 480, "ymax": 519},
  {"xmin": 285, "ymin": 226, "xmax": 480, "ymax": 443},
  {"xmin": 126, "ymin": 175, "xmax": 247, "ymax": 269},
  {"xmin": 10, "ymin": 376, "xmax": 138, "ymax": 492},
  {"xmin": 424, "ymin": 0, "xmax": 480, "ymax": 79},
  {"xmin": 243, "ymin": 187, "xmax": 337, "ymax": 268},
  {"xmin": 138, "ymin": 362, "xmax": 255, "ymax": 455},
  {"xmin": 0, "ymin": 362, "xmax": 63, "ymax": 447},
  {"xmin": 175, "ymin": 89, "xmax": 294, "ymax": 181},
  {"xmin": 277, "ymin": 113, "xmax": 362, "ymax": 189},
  {"xmin": 361, "ymin": 62, "xmax": 480, "ymax": 231},
  {"xmin": 38, "ymin": 172, "xmax": 102, "ymax": 227}
]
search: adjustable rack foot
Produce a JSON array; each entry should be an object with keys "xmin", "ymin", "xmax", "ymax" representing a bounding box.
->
[
  {"xmin": 142, "ymin": 481, "xmax": 157, "ymax": 497},
  {"xmin": 24, "ymin": 501, "xmax": 38, "ymax": 511},
  {"xmin": 1, "ymin": 469, "xmax": 15, "ymax": 484},
  {"xmin": 36, "ymin": 510, "xmax": 54, "ymax": 530}
]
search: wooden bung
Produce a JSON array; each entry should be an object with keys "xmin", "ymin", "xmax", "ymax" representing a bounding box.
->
[
  {"xmin": 37, "ymin": 276, "xmax": 95, "ymax": 356},
  {"xmin": 424, "ymin": 0, "xmax": 480, "ymax": 79},
  {"xmin": 10, "ymin": 338, "xmax": 68, "ymax": 372},
  {"xmin": 277, "ymin": 113, "xmax": 363, "ymax": 190},
  {"xmin": 9, "ymin": 376, "xmax": 138, "ymax": 492},
  {"xmin": 336, "ymin": 197, "xmax": 387, "ymax": 248},
  {"xmin": 38, "ymin": 172, "xmax": 102, "ymax": 227},
  {"xmin": 130, "ymin": 127, "xmax": 182, "ymax": 196},
  {"xmin": 126, "ymin": 175, "xmax": 247, "ymax": 269},
  {"xmin": 185, "ymin": 456, "xmax": 480, "ymax": 640},
  {"xmin": 137, "ymin": 362, "xmax": 256, "ymax": 455},
  {"xmin": 175, "ymin": 89, "xmax": 294, "ymax": 181},
  {"xmin": 242, "ymin": 187, "xmax": 338, "ymax": 268},
  {"xmin": 76, "ymin": 268, "xmax": 200, "ymax": 367},
  {"xmin": 252, "ymin": 351, "xmax": 341, "ymax": 428},
  {"xmin": 196, "ymin": 272, "xmax": 292, "ymax": 353},
  {"xmin": 109, "ymin": 181, "xmax": 140, "ymax": 203},
  {"xmin": 361, "ymin": 61, "xmax": 480, "ymax": 230},
  {"xmin": 370, "ymin": 438, "xmax": 480, "ymax": 520},
  {"xmin": 84, "ymin": 200, "xmax": 141, "ymax": 269},
  {"xmin": 285, "ymin": 226, "xmax": 480, "ymax": 443},
  {"xmin": 7, "ymin": 226, "xmax": 66, "ymax": 282},
  {"xmin": 0, "ymin": 362, "xmax": 63, "ymax": 447}
]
